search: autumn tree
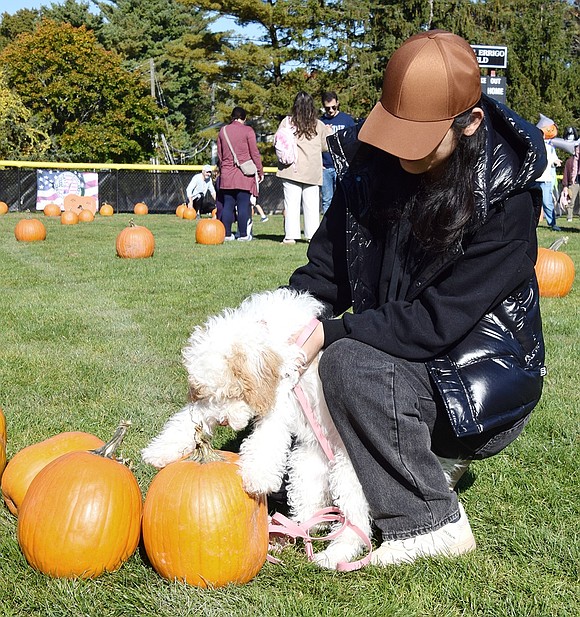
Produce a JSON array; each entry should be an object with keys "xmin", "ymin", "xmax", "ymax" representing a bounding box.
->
[
  {"xmin": 0, "ymin": 69, "xmax": 50, "ymax": 159},
  {"xmin": 0, "ymin": 19, "xmax": 163, "ymax": 162}
]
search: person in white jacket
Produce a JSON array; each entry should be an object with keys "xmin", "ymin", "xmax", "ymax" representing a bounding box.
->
[{"xmin": 276, "ymin": 92, "xmax": 330, "ymax": 244}]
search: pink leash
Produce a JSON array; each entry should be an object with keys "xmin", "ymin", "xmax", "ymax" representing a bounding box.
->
[{"xmin": 267, "ymin": 318, "xmax": 373, "ymax": 571}]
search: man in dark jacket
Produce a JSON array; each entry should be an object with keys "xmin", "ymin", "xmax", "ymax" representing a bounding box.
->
[{"xmin": 289, "ymin": 31, "xmax": 546, "ymax": 566}]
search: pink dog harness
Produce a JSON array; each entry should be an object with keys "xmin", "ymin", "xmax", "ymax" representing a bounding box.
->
[{"xmin": 267, "ymin": 318, "xmax": 373, "ymax": 571}]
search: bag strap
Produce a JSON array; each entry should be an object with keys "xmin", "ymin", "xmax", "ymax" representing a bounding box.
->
[{"xmin": 222, "ymin": 126, "xmax": 241, "ymax": 167}]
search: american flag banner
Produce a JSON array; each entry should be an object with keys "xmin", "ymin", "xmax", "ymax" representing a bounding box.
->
[{"xmin": 36, "ymin": 170, "xmax": 99, "ymax": 211}]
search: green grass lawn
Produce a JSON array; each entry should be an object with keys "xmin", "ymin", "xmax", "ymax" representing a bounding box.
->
[{"xmin": 0, "ymin": 212, "xmax": 578, "ymax": 617}]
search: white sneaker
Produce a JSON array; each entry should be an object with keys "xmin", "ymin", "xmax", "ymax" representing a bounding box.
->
[
  {"xmin": 223, "ymin": 235, "xmax": 235, "ymax": 241},
  {"xmin": 260, "ymin": 216, "xmax": 269, "ymax": 222},
  {"xmin": 371, "ymin": 503, "xmax": 476, "ymax": 566},
  {"xmin": 236, "ymin": 235, "xmax": 252, "ymax": 241}
]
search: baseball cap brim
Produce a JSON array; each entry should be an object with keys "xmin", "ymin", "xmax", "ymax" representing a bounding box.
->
[{"xmin": 359, "ymin": 101, "xmax": 454, "ymax": 161}]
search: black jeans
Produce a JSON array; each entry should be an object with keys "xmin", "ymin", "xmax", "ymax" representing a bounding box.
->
[{"xmin": 318, "ymin": 339, "xmax": 529, "ymax": 540}]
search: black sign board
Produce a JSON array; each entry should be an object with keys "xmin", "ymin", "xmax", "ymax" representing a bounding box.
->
[
  {"xmin": 481, "ymin": 76, "xmax": 507, "ymax": 105},
  {"xmin": 471, "ymin": 45, "xmax": 508, "ymax": 69}
]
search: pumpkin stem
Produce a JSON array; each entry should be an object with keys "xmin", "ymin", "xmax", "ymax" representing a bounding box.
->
[
  {"xmin": 91, "ymin": 420, "xmax": 131, "ymax": 460},
  {"xmin": 129, "ymin": 219, "xmax": 136, "ymax": 227},
  {"xmin": 548, "ymin": 236, "xmax": 569, "ymax": 251},
  {"xmin": 188, "ymin": 425, "xmax": 224, "ymax": 464}
]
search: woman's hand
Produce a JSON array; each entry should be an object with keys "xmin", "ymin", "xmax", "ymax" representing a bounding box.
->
[{"xmin": 296, "ymin": 321, "xmax": 325, "ymax": 374}]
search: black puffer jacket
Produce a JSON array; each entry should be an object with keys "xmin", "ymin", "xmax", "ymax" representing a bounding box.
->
[{"xmin": 290, "ymin": 95, "xmax": 547, "ymax": 437}]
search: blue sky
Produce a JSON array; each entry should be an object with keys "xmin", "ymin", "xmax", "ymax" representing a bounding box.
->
[{"xmin": 3, "ymin": 0, "xmax": 46, "ymax": 11}]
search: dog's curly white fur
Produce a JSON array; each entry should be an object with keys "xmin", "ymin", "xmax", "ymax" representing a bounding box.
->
[{"xmin": 141, "ymin": 288, "xmax": 372, "ymax": 569}]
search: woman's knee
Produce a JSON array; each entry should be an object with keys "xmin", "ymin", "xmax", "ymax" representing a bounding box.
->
[{"xmin": 319, "ymin": 339, "xmax": 362, "ymax": 385}]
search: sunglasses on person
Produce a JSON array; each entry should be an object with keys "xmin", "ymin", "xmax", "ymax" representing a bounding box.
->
[{"xmin": 324, "ymin": 105, "xmax": 337, "ymax": 112}]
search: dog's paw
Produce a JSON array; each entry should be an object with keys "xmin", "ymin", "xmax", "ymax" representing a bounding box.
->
[
  {"xmin": 239, "ymin": 464, "xmax": 281, "ymax": 496},
  {"xmin": 141, "ymin": 442, "xmax": 193, "ymax": 469},
  {"xmin": 312, "ymin": 538, "xmax": 364, "ymax": 570}
]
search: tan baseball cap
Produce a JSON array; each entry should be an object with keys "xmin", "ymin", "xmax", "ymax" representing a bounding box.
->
[{"xmin": 359, "ymin": 30, "xmax": 482, "ymax": 161}]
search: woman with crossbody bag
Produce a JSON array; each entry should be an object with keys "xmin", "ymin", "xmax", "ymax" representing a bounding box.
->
[{"xmin": 217, "ymin": 107, "xmax": 264, "ymax": 240}]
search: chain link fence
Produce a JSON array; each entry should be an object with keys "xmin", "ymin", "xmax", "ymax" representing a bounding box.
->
[{"xmin": 0, "ymin": 165, "xmax": 285, "ymax": 214}]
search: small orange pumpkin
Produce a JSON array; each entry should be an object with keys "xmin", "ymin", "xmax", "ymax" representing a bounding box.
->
[
  {"xmin": 182, "ymin": 207, "xmax": 197, "ymax": 220},
  {"xmin": 43, "ymin": 203, "xmax": 61, "ymax": 217},
  {"xmin": 0, "ymin": 201, "xmax": 9, "ymax": 215},
  {"xmin": 142, "ymin": 429, "xmax": 268, "ymax": 587},
  {"xmin": 1, "ymin": 431, "xmax": 104, "ymax": 516},
  {"xmin": 14, "ymin": 218, "xmax": 47, "ymax": 242},
  {"xmin": 0, "ymin": 408, "xmax": 7, "ymax": 477},
  {"xmin": 134, "ymin": 202, "xmax": 148, "ymax": 215},
  {"xmin": 176, "ymin": 204, "xmax": 186, "ymax": 218},
  {"xmin": 195, "ymin": 219, "xmax": 226, "ymax": 245},
  {"xmin": 78, "ymin": 207, "xmax": 95, "ymax": 222},
  {"xmin": 18, "ymin": 421, "xmax": 142, "ymax": 578},
  {"xmin": 99, "ymin": 202, "xmax": 114, "ymax": 216},
  {"xmin": 535, "ymin": 237, "xmax": 575, "ymax": 297},
  {"xmin": 61, "ymin": 210, "xmax": 79, "ymax": 225},
  {"xmin": 116, "ymin": 220, "xmax": 155, "ymax": 258}
]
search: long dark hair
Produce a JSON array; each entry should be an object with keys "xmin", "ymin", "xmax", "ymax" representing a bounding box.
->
[
  {"xmin": 406, "ymin": 106, "xmax": 486, "ymax": 253},
  {"xmin": 291, "ymin": 91, "xmax": 318, "ymax": 139}
]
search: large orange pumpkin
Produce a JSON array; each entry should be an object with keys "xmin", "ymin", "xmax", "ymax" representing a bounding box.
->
[
  {"xmin": 43, "ymin": 203, "xmax": 61, "ymax": 217},
  {"xmin": 0, "ymin": 408, "xmax": 6, "ymax": 477},
  {"xmin": 176, "ymin": 203, "xmax": 187, "ymax": 218},
  {"xmin": 535, "ymin": 237, "xmax": 575, "ymax": 297},
  {"xmin": 1, "ymin": 431, "xmax": 104, "ymax": 516},
  {"xmin": 116, "ymin": 220, "xmax": 155, "ymax": 258},
  {"xmin": 142, "ymin": 430, "xmax": 268, "ymax": 587},
  {"xmin": 0, "ymin": 201, "xmax": 9, "ymax": 215},
  {"xmin": 134, "ymin": 202, "xmax": 148, "ymax": 215},
  {"xmin": 17, "ymin": 421, "xmax": 142, "ymax": 579},
  {"xmin": 61, "ymin": 210, "xmax": 79, "ymax": 225},
  {"xmin": 99, "ymin": 202, "xmax": 114, "ymax": 216},
  {"xmin": 195, "ymin": 219, "xmax": 226, "ymax": 245},
  {"xmin": 14, "ymin": 218, "xmax": 47, "ymax": 242}
]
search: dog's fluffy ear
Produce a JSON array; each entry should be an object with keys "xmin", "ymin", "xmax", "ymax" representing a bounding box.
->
[
  {"xmin": 188, "ymin": 382, "xmax": 212, "ymax": 402},
  {"xmin": 228, "ymin": 343, "xmax": 282, "ymax": 415}
]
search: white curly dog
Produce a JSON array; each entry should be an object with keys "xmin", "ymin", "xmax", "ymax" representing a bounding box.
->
[{"xmin": 141, "ymin": 288, "xmax": 372, "ymax": 569}]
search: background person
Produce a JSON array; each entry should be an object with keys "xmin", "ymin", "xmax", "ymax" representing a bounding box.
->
[
  {"xmin": 217, "ymin": 106, "xmax": 263, "ymax": 241},
  {"xmin": 320, "ymin": 91, "xmax": 355, "ymax": 214},
  {"xmin": 276, "ymin": 91, "xmax": 329, "ymax": 244},
  {"xmin": 560, "ymin": 126, "xmax": 579, "ymax": 222},
  {"xmin": 535, "ymin": 114, "xmax": 562, "ymax": 231},
  {"xmin": 185, "ymin": 164, "xmax": 216, "ymax": 216},
  {"xmin": 288, "ymin": 30, "xmax": 546, "ymax": 566}
]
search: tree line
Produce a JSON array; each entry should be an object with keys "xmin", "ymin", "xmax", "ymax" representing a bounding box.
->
[{"xmin": 0, "ymin": 0, "xmax": 578, "ymax": 165}]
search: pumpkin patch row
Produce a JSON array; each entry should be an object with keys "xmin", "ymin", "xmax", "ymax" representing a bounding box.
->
[{"xmin": 0, "ymin": 416, "xmax": 268, "ymax": 586}]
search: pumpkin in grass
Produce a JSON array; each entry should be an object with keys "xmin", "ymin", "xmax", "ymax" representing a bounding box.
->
[
  {"xmin": 61, "ymin": 210, "xmax": 79, "ymax": 225},
  {"xmin": 0, "ymin": 201, "xmax": 9, "ymax": 215},
  {"xmin": 176, "ymin": 203, "xmax": 186, "ymax": 218},
  {"xmin": 77, "ymin": 207, "xmax": 94, "ymax": 222},
  {"xmin": 99, "ymin": 202, "xmax": 114, "ymax": 216},
  {"xmin": 43, "ymin": 203, "xmax": 61, "ymax": 217},
  {"xmin": 142, "ymin": 428, "xmax": 268, "ymax": 587},
  {"xmin": 134, "ymin": 201, "xmax": 148, "ymax": 215},
  {"xmin": 1, "ymin": 431, "xmax": 104, "ymax": 516},
  {"xmin": 17, "ymin": 421, "xmax": 142, "ymax": 579},
  {"xmin": 195, "ymin": 218, "xmax": 226, "ymax": 245},
  {"xmin": 0, "ymin": 408, "xmax": 6, "ymax": 476},
  {"xmin": 14, "ymin": 218, "xmax": 47, "ymax": 242},
  {"xmin": 116, "ymin": 220, "xmax": 155, "ymax": 258},
  {"xmin": 182, "ymin": 206, "xmax": 197, "ymax": 220},
  {"xmin": 535, "ymin": 237, "xmax": 575, "ymax": 298}
]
